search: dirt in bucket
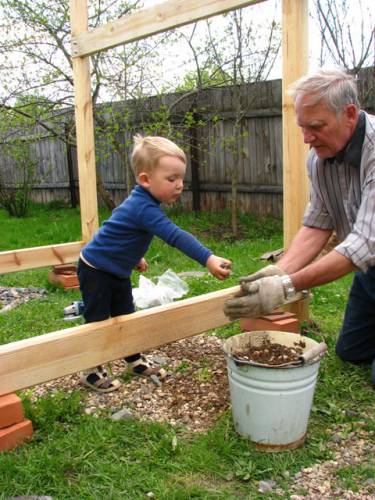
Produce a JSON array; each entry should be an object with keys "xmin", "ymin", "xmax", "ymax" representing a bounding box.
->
[{"xmin": 233, "ymin": 338, "xmax": 306, "ymax": 366}]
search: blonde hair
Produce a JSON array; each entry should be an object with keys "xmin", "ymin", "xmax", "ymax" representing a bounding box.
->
[
  {"xmin": 131, "ymin": 135, "xmax": 186, "ymax": 177},
  {"xmin": 288, "ymin": 68, "xmax": 359, "ymax": 115}
]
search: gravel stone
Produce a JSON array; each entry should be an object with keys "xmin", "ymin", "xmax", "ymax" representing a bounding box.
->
[{"xmin": 0, "ymin": 286, "xmax": 46, "ymax": 314}]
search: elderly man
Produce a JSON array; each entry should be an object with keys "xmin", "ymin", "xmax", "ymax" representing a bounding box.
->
[{"xmin": 224, "ymin": 68, "xmax": 375, "ymax": 385}]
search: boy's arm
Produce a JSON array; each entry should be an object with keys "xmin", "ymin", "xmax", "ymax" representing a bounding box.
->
[{"xmin": 140, "ymin": 205, "xmax": 231, "ymax": 275}]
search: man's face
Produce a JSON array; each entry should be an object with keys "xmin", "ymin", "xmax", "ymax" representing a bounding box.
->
[{"xmin": 295, "ymin": 94, "xmax": 358, "ymax": 159}]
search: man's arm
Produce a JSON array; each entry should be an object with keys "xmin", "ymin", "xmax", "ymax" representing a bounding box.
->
[
  {"xmin": 277, "ymin": 226, "xmax": 333, "ymax": 274},
  {"xmin": 290, "ymin": 249, "xmax": 356, "ymax": 290},
  {"xmin": 224, "ymin": 247, "xmax": 356, "ymax": 321},
  {"xmin": 278, "ymin": 226, "xmax": 356, "ymax": 290}
]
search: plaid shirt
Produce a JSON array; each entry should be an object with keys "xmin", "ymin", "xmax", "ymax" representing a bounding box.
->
[{"xmin": 303, "ymin": 111, "xmax": 375, "ymax": 272}]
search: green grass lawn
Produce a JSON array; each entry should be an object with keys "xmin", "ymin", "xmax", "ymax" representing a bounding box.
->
[{"xmin": 0, "ymin": 204, "xmax": 374, "ymax": 499}]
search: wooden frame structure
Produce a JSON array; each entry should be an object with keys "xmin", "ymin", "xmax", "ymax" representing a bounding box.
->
[{"xmin": 0, "ymin": 0, "xmax": 309, "ymax": 395}]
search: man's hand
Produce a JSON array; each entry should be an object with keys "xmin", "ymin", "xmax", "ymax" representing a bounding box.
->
[
  {"xmin": 224, "ymin": 274, "xmax": 303, "ymax": 321},
  {"xmin": 239, "ymin": 265, "xmax": 285, "ymax": 292}
]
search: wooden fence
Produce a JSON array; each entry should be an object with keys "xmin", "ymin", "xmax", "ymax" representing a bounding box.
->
[{"xmin": 1, "ymin": 68, "xmax": 374, "ymax": 218}]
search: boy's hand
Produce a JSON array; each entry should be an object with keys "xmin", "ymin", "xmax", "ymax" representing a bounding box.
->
[
  {"xmin": 135, "ymin": 258, "xmax": 148, "ymax": 272},
  {"xmin": 206, "ymin": 255, "xmax": 232, "ymax": 280}
]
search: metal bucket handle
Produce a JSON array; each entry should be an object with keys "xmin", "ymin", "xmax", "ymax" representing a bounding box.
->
[{"xmin": 300, "ymin": 342, "xmax": 327, "ymax": 365}]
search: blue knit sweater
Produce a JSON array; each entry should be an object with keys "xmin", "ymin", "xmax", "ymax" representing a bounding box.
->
[{"xmin": 81, "ymin": 185, "xmax": 212, "ymax": 278}]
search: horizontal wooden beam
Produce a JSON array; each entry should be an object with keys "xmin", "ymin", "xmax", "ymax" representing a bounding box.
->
[
  {"xmin": 0, "ymin": 241, "xmax": 83, "ymax": 275},
  {"xmin": 0, "ymin": 285, "xmax": 240, "ymax": 395},
  {"xmin": 71, "ymin": 0, "xmax": 266, "ymax": 58}
]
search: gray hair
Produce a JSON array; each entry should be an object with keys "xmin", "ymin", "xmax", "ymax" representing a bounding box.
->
[{"xmin": 288, "ymin": 68, "xmax": 360, "ymax": 115}]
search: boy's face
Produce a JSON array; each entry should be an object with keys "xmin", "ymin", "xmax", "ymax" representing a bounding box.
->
[{"xmin": 138, "ymin": 155, "xmax": 186, "ymax": 204}]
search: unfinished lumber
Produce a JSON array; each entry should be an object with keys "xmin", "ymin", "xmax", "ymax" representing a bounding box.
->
[
  {"xmin": 0, "ymin": 285, "xmax": 240, "ymax": 396},
  {"xmin": 282, "ymin": 0, "xmax": 310, "ymax": 321},
  {"xmin": 71, "ymin": 0, "xmax": 266, "ymax": 58},
  {"xmin": 70, "ymin": 0, "xmax": 99, "ymax": 243},
  {"xmin": 0, "ymin": 241, "xmax": 83, "ymax": 275}
]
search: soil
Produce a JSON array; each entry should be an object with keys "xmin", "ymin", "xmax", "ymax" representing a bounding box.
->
[{"xmin": 232, "ymin": 338, "xmax": 306, "ymax": 365}]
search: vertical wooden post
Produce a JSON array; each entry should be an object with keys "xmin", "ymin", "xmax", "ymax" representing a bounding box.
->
[
  {"xmin": 189, "ymin": 113, "xmax": 201, "ymax": 211},
  {"xmin": 70, "ymin": 0, "xmax": 99, "ymax": 243},
  {"xmin": 282, "ymin": 0, "xmax": 310, "ymax": 320},
  {"xmin": 65, "ymin": 122, "xmax": 77, "ymax": 209}
]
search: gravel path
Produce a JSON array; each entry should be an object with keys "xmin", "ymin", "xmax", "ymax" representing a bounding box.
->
[{"xmin": 28, "ymin": 333, "xmax": 375, "ymax": 498}]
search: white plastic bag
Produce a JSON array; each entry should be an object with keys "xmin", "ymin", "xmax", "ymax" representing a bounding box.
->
[{"xmin": 132, "ymin": 269, "xmax": 189, "ymax": 309}]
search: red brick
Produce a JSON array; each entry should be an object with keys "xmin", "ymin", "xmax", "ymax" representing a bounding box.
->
[
  {"xmin": 240, "ymin": 311, "xmax": 300, "ymax": 334},
  {"xmin": 0, "ymin": 419, "xmax": 33, "ymax": 452},
  {"xmin": 261, "ymin": 311, "xmax": 296, "ymax": 321},
  {"xmin": 239, "ymin": 317, "xmax": 276, "ymax": 332},
  {"xmin": 0, "ymin": 394, "xmax": 24, "ymax": 429},
  {"xmin": 272, "ymin": 318, "xmax": 300, "ymax": 333},
  {"xmin": 48, "ymin": 264, "xmax": 79, "ymax": 289}
]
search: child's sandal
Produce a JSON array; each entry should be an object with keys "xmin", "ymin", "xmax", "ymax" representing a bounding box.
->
[
  {"xmin": 79, "ymin": 366, "xmax": 121, "ymax": 393},
  {"xmin": 128, "ymin": 355, "xmax": 167, "ymax": 380}
]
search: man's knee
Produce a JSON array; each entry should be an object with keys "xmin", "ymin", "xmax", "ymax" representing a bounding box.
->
[
  {"xmin": 335, "ymin": 335, "xmax": 372, "ymax": 364},
  {"xmin": 335, "ymin": 337, "xmax": 353, "ymax": 362}
]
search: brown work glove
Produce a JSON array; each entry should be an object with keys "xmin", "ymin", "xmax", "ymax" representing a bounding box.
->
[
  {"xmin": 223, "ymin": 275, "xmax": 303, "ymax": 321},
  {"xmin": 239, "ymin": 264, "xmax": 285, "ymax": 293}
]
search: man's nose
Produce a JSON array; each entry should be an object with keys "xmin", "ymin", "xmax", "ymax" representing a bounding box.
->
[{"xmin": 302, "ymin": 128, "xmax": 315, "ymax": 144}]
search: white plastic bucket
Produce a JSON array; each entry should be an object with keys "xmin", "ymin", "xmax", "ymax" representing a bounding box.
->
[{"xmin": 223, "ymin": 330, "xmax": 325, "ymax": 451}]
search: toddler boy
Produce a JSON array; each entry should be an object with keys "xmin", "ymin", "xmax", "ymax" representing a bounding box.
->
[{"xmin": 77, "ymin": 135, "xmax": 231, "ymax": 392}]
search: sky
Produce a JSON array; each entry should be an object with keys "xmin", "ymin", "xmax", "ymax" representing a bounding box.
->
[
  {"xmin": 0, "ymin": 0, "xmax": 373, "ymax": 103},
  {"xmin": 143, "ymin": 0, "xmax": 374, "ymax": 85}
]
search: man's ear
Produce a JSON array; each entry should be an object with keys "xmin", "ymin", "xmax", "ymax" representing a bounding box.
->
[
  {"xmin": 346, "ymin": 104, "xmax": 358, "ymax": 122},
  {"xmin": 138, "ymin": 172, "xmax": 150, "ymax": 188}
]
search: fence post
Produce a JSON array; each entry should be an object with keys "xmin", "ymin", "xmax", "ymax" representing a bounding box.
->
[
  {"xmin": 189, "ymin": 112, "xmax": 200, "ymax": 211},
  {"xmin": 65, "ymin": 122, "xmax": 78, "ymax": 208}
]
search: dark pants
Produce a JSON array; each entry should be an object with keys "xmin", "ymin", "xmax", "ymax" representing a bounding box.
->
[
  {"xmin": 77, "ymin": 259, "xmax": 139, "ymax": 363},
  {"xmin": 336, "ymin": 266, "xmax": 375, "ymax": 364}
]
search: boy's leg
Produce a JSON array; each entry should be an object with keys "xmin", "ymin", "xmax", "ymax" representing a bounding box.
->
[
  {"xmin": 78, "ymin": 259, "xmax": 112, "ymax": 322},
  {"xmin": 77, "ymin": 259, "xmax": 121, "ymax": 392},
  {"xmin": 335, "ymin": 268, "xmax": 375, "ymax": 368},
  {"xmin": 110, "ymin": 275, "xmax": 140, "ymax": 363},
  {"xmin": 110, "ymin": 276, "xmax": 166, "ymax": 380}
]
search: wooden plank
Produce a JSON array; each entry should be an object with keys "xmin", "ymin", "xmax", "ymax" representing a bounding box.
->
[
  {"xmin": 282, "ymin": 0, "xmax": 309, "ymax": 320},
  {"xmin": 0, "ymin": 242, "xmax": 83, "ymax": 274},
  {"xmin": 70, "ymin": 0, "xmax": 99, "ymax": 243},
  {"xmin": 71, "ymin": 0, "xmax": 266, "ymax": 58},
  {"xmin": 0, "ymin": 285, "xmax": 240, "ymax": 395}
]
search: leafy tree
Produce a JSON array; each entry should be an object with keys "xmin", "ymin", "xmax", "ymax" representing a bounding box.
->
[
  {"xmin": 172, "ymin": 4, "xmax": 281, "ymax": 236},
  {"xmin": 176, "ymin": 66, "xmax": 230, "ymax": 92},
  {"xmin": 0, "ymin": 98, "xmax": 44, "ymax": 216},
  {"xmin": 0, "ymin": 0, "xmax": 169, "ymax": 209}
]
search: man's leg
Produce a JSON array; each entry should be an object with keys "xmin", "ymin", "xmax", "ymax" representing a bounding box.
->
[{"xmin": 336, "ymin": 268, "xmax": 375, "ymax": 370}]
